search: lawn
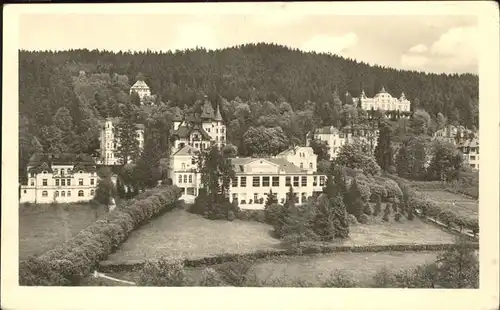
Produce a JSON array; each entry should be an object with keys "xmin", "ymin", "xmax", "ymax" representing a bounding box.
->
[
  {"xmin": 421, "ymin": 190, "xmax": 478, "ymax": 220},
  {"xmin": 106, "ymin": 208, "xmax": 456, "ymax": 262},
  {"xmin": 19, "ymin": 203, "xmax": 108, "ymax": 260},
  {"xmin": 83, "ymin": 251, "xmax": 441, "ymax": 287}
]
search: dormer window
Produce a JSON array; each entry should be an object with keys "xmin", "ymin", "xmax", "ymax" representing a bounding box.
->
[
  {"xmin": 54, "ymin": 168, "xmax": 59, "ymax": 174},
  {"xmin": 42, "ymin": 171, "xmax": 47, "ymax": 174},
  {"xmin": 78, "ymin": 170, "xmax": 83, "ymax": 174}
]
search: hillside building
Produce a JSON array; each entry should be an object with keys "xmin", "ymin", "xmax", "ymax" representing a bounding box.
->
[
  {"xmin": 352, "ymin": 86, "xmax": 411, "ymax": 112},
  {"xmin": 130, "ymin": 80, "xmax": 151, "ymax": 104},
  {"xmin": 19, "ymin": 153, "xmax": 98, "ymax": 204},
  {"xmin": 457, "ymin": 137, "xmax": 480, "ymax": 170},
  {"xmin": 98, "ymin": 117, "xmax": 145, "ymax": 165},
  {"xmin": 432, "ymin": 124, "xmax": 476, "ymax": 145}
]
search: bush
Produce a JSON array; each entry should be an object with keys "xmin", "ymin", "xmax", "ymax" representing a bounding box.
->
[
  {"xmin": 199, "ymin": 268, "xmax": 227, "ymax": 286},
  {"xmin": 382, "ymin": 213, "xmax": 390, "ymax": 222},
  {"xmin": 394, "ymin": 212, "xmax": 404, "ymax": 222},
  {"xmin": 347, "ymin": 214, "xmax": 358, "ymax": 225},
  {"xmin": 437, "ymin": 210, "xmax": 458, "ymax": 228},
  {"xmin": 368, "ymin": 182, "xmax": 387, "ymax": 201},
  {"xmin": 322, "ymin": 270, "xmax": 358, "ymax": 287},
  {"xmin": 358, "ymin": 214, "xmax": 369, "ymax": 224},
  {"xmin": 384, "ymin": 179, "xmax": 403, "ymax": 200},
  {"xmin": 138, "ymin": 259, "xmax": 191, "ymax": 286},
  {"xmin": 372, "ymin": 267, "xmax": 398, "ymax": 288},
  {"xmin": 356, "ymin": 180, "xmax": 372, "ymax": 202},
  {"xmin": 392, "ymin": 203, "xmax": 398, "ymax": 213},
  {"xmin": 227, "ymin": 210, "xmax": 236, "ymax": 221},
  {"xmin": 264, "ymin": 203, "xmax": 285, "ymax": 225},
  {"xmin": 363, "ymin": 203, "xmax": 373, "ymax": 215},
  {"xmin": 373, "ymin": 196, "xmax": 382, "ymax": 216},
  {"xmin": 214, "ymin": 258, "xmax": 253, "ymax": 286},
  {"xmin": 19, "ymin": 185, "xmax": 181, "ymax": 286}
]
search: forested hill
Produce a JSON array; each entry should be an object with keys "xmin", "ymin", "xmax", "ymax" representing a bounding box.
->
[{"xmin": 18, "ymin": 43, "xmax": 478, "ymax": 175}]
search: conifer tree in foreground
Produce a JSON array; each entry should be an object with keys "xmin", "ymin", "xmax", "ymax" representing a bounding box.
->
[
  {"xmin": 347, "ymin": 178, "xmax": 365, "ymax": 220},
  {"xmin": 114, "ymin": 104, "xmax": 140, "ymax": 165}
]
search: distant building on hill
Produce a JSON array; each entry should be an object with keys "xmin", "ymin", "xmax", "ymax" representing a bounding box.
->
[
  {"xmin": 306, "ymin": 124, "xmax": 379, "ymax": 160},
  {"xmin": 432, "ymin": 124, "xmax": 476, "ymax": 145},
  {"xmin": 457, "ymin": 136, "xmax": 480, "ymax": 170},
  {"xmin": 98, "ymin": 117, "xmax": 145, "ymax": 165},
  {"xmin": 130, "ymin": 80, "xmax": 152, "ymax": 104},
  {"xmin": 19, "ymin": 153, "xmax": 98, "ymax": 204},
  {"xmin": 352, "ymin": 86, "xmax": 411, "ymax": 112}
]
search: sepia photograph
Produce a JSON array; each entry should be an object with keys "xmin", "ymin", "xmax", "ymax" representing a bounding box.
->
[{"xmin": 2, "ymin": 2, "xmax": 499, "ymax": 310}]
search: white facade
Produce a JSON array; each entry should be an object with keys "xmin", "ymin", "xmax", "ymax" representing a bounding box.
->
[
  {"xmin": 275, "ymin": 146, "xmax": 317, "ymax": 173},
  {"xmin": 352, "ymin": 87, "xmax": 411, "ymax": 112},
  {"xmin": 98, "ymin": 118, "xmax": 144, "ymax": 165},
  {"xmin": 130, "ymin": 80, "xmax": 151, "ymax": 104},
  {"xmin": 457, "ymin": 137, "xmax": 480, "ymax": 170},
  {"xmin": 306, "ymin": 125, "xmax": 379, "ymax": 160},
  {"xmin": 19, "ymin": 154, "xmax": 98, "ymax": 204}
]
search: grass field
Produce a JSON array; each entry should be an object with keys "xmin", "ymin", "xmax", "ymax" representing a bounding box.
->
[
  {"xmin": 106, "ymin": 208, "xmax": 456, "ymax": 262},
  {"xmin": 83, "ymin": 250, "xmax": 441, "ymax": 287},
  {"xmin": 421, "ymin": 190, "xmax": 478, "ymax": 220},
  {"xmin": 19, "ymin": 203, "xmax": 108, "ymax": 260}
]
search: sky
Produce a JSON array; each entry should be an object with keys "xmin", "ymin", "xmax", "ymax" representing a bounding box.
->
[{"xmin": 17, "ymin": 3, "xmax": 480, "ymax": 74}]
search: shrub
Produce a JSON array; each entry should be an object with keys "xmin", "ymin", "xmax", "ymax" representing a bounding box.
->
[
  {"xmin": 214, "ymin": 258, "xmax": 253, "ymax": 286},
  {"xmin": 363, "ymin": 203, "xmax": 373, "ymax": 215},
  {"xmin": 368, "ymin": 182, "xmax": 387, "ymax": 201},
  {"xmin": 384, "ymin": 179, "xmax": 403, "ymax": 200},
  {"xmin": 437, "ymin": 210, "xmax": 458, "ymax": 228},
  {"xmin": 199, "ymin": 268, "xmax": 227, "ymax": 286},
  {"xmin": 392, "ymin": 203, "xmax": 398, "ymax": 213},
  {"xmin": 347, "ymin": 214, "xmax": 358, "ymax": 225},
  {"xmin": 322, "ymin": 270, "xmax": 358, "ymax": 288},
  {"xmin": 358, "ymin": 214, "xmax": 369, "ymax": 224},
  {"xmin": 264, "ymin": 203, "xmax": 285, "ymax": 225},
  {"xmin": 227, "ymin": 210, "xmax": 236, "ymax": 221},
  {"xmin": 373, "ymin": 196, "xmax": 382, "ymax": 216},
  {"xmin": 138, "ymin": 259, "xmax": 191, "ymax": 286},
  {"xmin": 372, "ymin": 267, "xmax": 398, "ymax": 288},
  {"xmin": 19, "ymin": 186, "xmax": 181, "ymax": 286},
  {"xmin": 394, "ymin": 212, "xmax": 403, "ymax": 222},
  {"xmin": 382, "ymin": 213, "xmax": 390, "ymax": 222},
  {"xmin": 356, "ymin": 181, "xmax": 372, "ymax": 202},
  {"xmin": 384, "ymin": 204, "xmax": 392, "ymax": 215}
]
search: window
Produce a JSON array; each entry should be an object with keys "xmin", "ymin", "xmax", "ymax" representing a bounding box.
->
[
  {"xmin": 309, "ymin": 163, "xmax": 313, "ymax": 169},
  {"xmin": 300, "ymin": 163, "xmax": 303, "ymax": 168},
  {"xmin": 182, "ymin": 163, "xmax": 186, "ymax": 170},
  {"xmin": 55, "ymin": 191, "xmax": 59, "ymax": 197},
  {"xmin": 285, "ymin": 177, "xmax": 291, "ymax": 186},
  {"xmin": 262, "ymin": 176, "xmax": 270, "ymax": 187},
  {"xmin": 207, "ymin": 128, "xmax": 210, "ymax": 132},
  {"xmin": 240, "ymin": 177, "xmax": 247, "ymax": 187},
  {"xmin": 42, "ymin": 179, "xmax": 47, "ymax": 186},
  {"xmin": 272, "ymin": 176, "xmax": 279, "ymax": 187},
  {"xmin": 189, "ymin": 175, "xmax": 193, "ymax": 183},
  {"xmin": 67, "ymin": 168, "xmax": 71, "ymax": 174},
  {"xmin": 253, "ymin": 177, "xmax": 260, "ymax": 187},
  {"xmin": 42, "ymin": 191, "xmax": 48, "ymax": 197},
  {"xmin": 194, "ymin": 143, "xmax": 199, "ymax": 149},
  {"xmin": 232, "ymin": 176, "xmax": 238, "ymax": 187},
  {"xmin": 191, "ymin": 158, "xmax": 196, "ymax": 165},
  {"xmin": 78, "ymin": 190, "xmax": 84, "ymax": 197},
  {"xmin": 178, "ymin": 175, "xmax": 182, "ymax": 184},
  {"xmin": 254, "ymin": 193, "xmax": 258, "ymax": 202},
  {"xmin": 221, "ymin": 136, "xmax": 225, "ymax": 142},
  {"xmin": 90, "ymin": 179, "xmax": 95, "ymax": 185},
  {"xmin": 23, "ymin": 189, "xmax": 27, "ymax": 194},
  {"xmin": 221, "ymin": 128, "xmax": 225, "ymax": 133},
  {"xmin": 293, "ymin": 176, "xmax": 299, "ymax": 187},
  {"xmin": 232, "ymin": 193, "xmax": 238, "ymax": 202},
  {"xmin": 301, "ymin": 176, "xmax": 307, "ymax": 187},
  {"xmin": 183, "ymin": 175, "xmax": 188, "ymax": 183},
  {"xmin": 61, "ymin": 191, "xmax": 66, "ymax": 197},
  {"xmin": 54, "ymin": 168, "xmax": 59, "ymax": 174},
  {"xmin": 67, "ymin": 179, "xmax": 71, "ymax": 186},
  {"xmin": 470, "ymin": 155, "xmax": 476, "ymax": 160},
  {"xmin": 30, "ymin": 180, "xmax": 34, "ymax": 186},
  {"xmin": 61, "ymin": 169, "xmax": 65, "ymax": 176},
  {"xmin": 67, "ymin": 191, "xmax": 71, "ymax": 197},
  {"xmin": 79, "ymin": 170, "xmax": 83, "ymax": 174},
  {"xmin": 43, "ymin": 171, "xmax": 47, "ymax": 174},
  {"xmin": 79, "ymin": 179, "xmax": 84, "ymax": 186},
  {"xmin": 470, "ymin": 164, "xmax": 475, "ymax": 168},
  {"xmin": 55, "ymin": 179, "xmax": 60, "ymax": 186},
  {"xmin": 319, "ymin": 176, "xmax": 326, "ymax": 186},
  {"xmin": 216, "ymin": 129, "xmax": 219, "ymax": 134},
  {"xmin": 90, "ymin": 189, "xmax": 95, "ymax": 196},
  {"xmin": 30, "ymin": 172, "xmax": 35, "ymax": 177}
]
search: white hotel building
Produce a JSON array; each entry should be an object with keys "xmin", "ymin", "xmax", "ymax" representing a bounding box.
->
[
  {"xmin": 19, "ymin": 153, "xmax": 98, "ymax": 204},
  {"xmin": 352, "ymin": 86, "xmax": 411, "ymax": 112}
]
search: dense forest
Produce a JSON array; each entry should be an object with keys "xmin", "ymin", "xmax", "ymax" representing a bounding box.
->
[{"xmin": 19, "ymin": 43, "xmax": 479, "ymax": 180}]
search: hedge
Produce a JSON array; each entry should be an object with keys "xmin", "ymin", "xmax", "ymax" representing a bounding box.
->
[
  {"xmin": 98, "ymin": 242, "xmax": 479, "ymax": 273},
  {"xmin": 19, "ymin": 185, "xmax": 181, "ymax": 286}
]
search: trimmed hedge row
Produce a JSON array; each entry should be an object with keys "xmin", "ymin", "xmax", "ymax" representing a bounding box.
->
[
  {"xmin": 98, "ymin": 241, "xmax": 479, "ymax": 273},
  {"xmin": 19, "ymin": 185, "xmax": 182, "ymax": 286}
]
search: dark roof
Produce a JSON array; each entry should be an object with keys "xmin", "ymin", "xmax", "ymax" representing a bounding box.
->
[
  {"xmin": 214, "ymin": 103, "xmax": 223, "ymax": 122},
  {"xmin": 27, "ymin": 153, "xmax": 96, "ymax": 173},
  {"xmin": 200, "ymin": 97, "xmax": 215, "ymax": 119},
  {"xmin": 172, "ymin": 123, "xmax": 211, "ymax": 140}
]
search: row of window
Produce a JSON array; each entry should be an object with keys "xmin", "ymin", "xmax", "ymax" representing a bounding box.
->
[
  {"xmin": 178, "ymin": 174, "xmax": 193, "ymax": 184},
  {"xmin": 41, "ymin": 189, "xmax": 92, "ymax": 197},
  {"xmin": 230, "ymin": 175, "xmax": 326, "ymax": 188},
  {"xmin": 32, "ymin": 169, "xmax": 90, "ymax": 177},
  {"xmin": 37, "ymin": 178, "xmax": 94, "ymax": 186},
  {"xmin": 299, "ymin": 162, "xmax": 314, "ymax": 169},
  {"xmin": 231, "ymin": 192, "xmax": 309, "ymax": 205},
  {"xmin": 204, "ymin": 127, "xmax": 225, "ymax": 134}
]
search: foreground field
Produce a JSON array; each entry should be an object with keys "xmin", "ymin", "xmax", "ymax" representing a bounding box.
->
[
  {"xmin": 19, "ymin": 203, "xmax": 107, "ymax": 260},
  {"xmin": 84, "ymin": 251, "xmax": 441, "ymax": 287},
  {"xmin": 106, "ymin": 208, "xmax": 456, "ymax": 262},
  {"xmin": 421, "ymin": 190, "xmax": 478, "ymax": 220}
]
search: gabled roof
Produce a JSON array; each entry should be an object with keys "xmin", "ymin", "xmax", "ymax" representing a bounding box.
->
[
  {"xmin": 230, "ymin": 157, "xmax": 306, "ymax": 174},
  {"xmin": 267, "ymin": 158, "xmax": 306, "ymax": 173},
  {"xmin": 277, "ymin": 146, "xmax": 313, "ymax": 157},
  {"xmin": 172, "ymin": 123, "xmax": 211, "ymax": 140},
  {"xmin": 172, "ymin": 145, "xmax": 199, "ymax": 157},
  {"xmin": 131, "ymin": 80, "xmax": 149, "ymax": 89},
  {"xmin": 27, "ymin": 153, "xmax": 96, "ymax": 173}
]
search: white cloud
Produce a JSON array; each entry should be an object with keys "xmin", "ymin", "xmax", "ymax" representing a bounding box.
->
[
  {"xmin": 408, "ymin": 44, "xmax": 428, "ymax": 53},
  {"xmin": 430, "ymin": 26, "xmax": 478, "ymax": 68},
  {"xmin": 169, "ymin": 23, "xmax": 219, "ymax": 51},
  {"xmin": 400, "ymin": 54, "xmax": 429, "ymax": 68},
  {"xmin": 300, "ymin": 33, "xmax": 358, "ymax": 55}
]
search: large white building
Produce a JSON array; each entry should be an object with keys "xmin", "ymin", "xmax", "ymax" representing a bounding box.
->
[
  {"xmin": 171, "ymin": 96, "xmax": 226, "ymax": 152},
  {"xmin": 19, "ymin": 153, "xmax": 98, "ymax": 204},
  {"xmin": 352, "ymin": 86, "xmax": 411, "ymax": 112},
  {"xmin": 98, "ymin": 117, "xmax": 145, "ymax": 165},
  {"xmin": 306, "ymin": 125, "xmax": 379, "ymax": 160},
  {"xmin": 130, "ymin": 80, "xmax": 151, "ymax": 104}
]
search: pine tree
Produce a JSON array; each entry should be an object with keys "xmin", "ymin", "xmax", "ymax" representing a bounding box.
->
[
  {"xmin": 114, "ymin": 105, "xmax": 140, "ymax": 165},
  {"xmin": 331, "ymin": 195, "xmax": 350, "ymax": 238},
  {"xmin": 265, "ymin": 189, "xmax": 278, "ymax": 207},
  {"xmin": 374, "ymin": 121, "xmax": 393, "ymax": 171},
  {"xmin": 347, "ymin": 178, "xmax": 364, "ymax": 219}
]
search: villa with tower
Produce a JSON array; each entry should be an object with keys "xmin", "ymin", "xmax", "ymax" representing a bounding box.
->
[{"xmin": 352, "ymin": 86, "xmax": 411, "ymax": 112}]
